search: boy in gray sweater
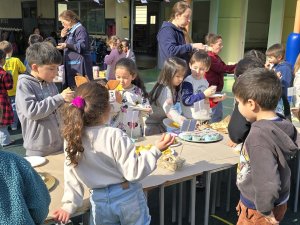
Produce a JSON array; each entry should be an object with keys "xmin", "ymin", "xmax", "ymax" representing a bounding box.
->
[
  {"xmin": 16, "ymin": 42, "xmax": 74, "ymax": 156},
  {"xmin": 233, "ymin": 68, "xmax": 300, "ymax": 224}
]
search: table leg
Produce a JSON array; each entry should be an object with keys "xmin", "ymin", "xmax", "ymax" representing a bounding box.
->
[
  {"xmin": 178, "ymin": 183, "xmax": 183, "ymax": 225},
  {"xmin": 211, "ymin": 173, "xmax": 217, "ymax": 214},
  {"xmin": 226, "ymin": 168, "xmax": 232, "ymax": 212},
  {"xmin": 204, "ymin": 172, "xmax": 212, "ymax": 225},
  {"xmin": 294, "ymin": 151, "xmax": 300, "ymax": 212},
  {"xmin": 216, "ymin": 172, "xmax": 221, "ymax": 207},
  {"xmin": 190, "ymin": 176, "xmax": 196, "ymax": 225},
  {"xmin": 159, "ymin": 185, "xmax": 165, "ymax": 225},
  {"xmin": 172, "ymin": 185, "xmax": 177, "ymax": 223}
]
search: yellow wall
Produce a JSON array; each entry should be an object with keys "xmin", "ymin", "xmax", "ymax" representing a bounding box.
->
[
  {"xmin": 0, "ymin": 0, "xmax": 22, "ymax": 18},
  {"xmin": 115, "ymin": 0, "xmax": 129, "ymax": 39},
  {"xmin": 217, "ymin": 0, "xmax": 243, "ymax": 64},
  {"xmin": 105, "ymin": 0, "xmax": 116, "ymax": 18},
  {"xmin": 282, "ymin": 0, "xmax": 297, "ymax": 45},
  {"xmin": 37, "ymin": 0, "xmax": 55, "ymax": 18}
]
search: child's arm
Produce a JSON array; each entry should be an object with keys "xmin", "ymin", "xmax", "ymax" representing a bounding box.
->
[
  {"xmin": 3, "ymin": 72, "xmax": 13, "ymax": 90},
  {"xmin": 16, "ymin": 81, "xmax": 64, "ymax": 120},
  {"xmin": 24, "ymin": 163, "xmax": 50, "ymax": 224},
  {"xmin": 159, "ymin": 87, "xmax": 185, "ymax": 125},
  {"xmin": 209, "ymin": 55, "xmax": 236, "ymax": 75},
  {"xmin": 17, "ymin": 58, "xmax": 26, "ymax": 74},
  {"xmin": 113, "ymin": 131, "xmax": 173, "ymax": 181},
  {"xmin": 181, "ymin": 81, "xmax": 206, "ymax": 106}
]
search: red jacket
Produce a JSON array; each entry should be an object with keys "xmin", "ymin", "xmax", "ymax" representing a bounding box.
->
[
  {"xmin": 0, "ymin": 67, "xmax": 13, "ymax": 126},
  {"xmin": 205, "ymin": 52, "xmax": 236, "ymax": 92}
]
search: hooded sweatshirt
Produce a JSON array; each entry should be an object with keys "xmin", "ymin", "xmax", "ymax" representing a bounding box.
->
[
  {"xmin": 15, "ymin": 74, "xmax": 64, "ymax": 156},
  {"xmin": 157, "ymin": 21, "xmax": 192, "ymax": 69},
  {"xmin": 237, "ymin": 118, "xmax": 300, "ymax": 215}
]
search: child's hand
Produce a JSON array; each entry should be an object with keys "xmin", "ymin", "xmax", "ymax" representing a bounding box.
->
[
  {"xmin": 155, "ymin": 133, "xmax": 175, "ymax": 152},
  {"xmin": 213, "ymin": 93, "xmax": 226, "ymax": 102},
  {"xmin": 203, "ymin": 86, "xmax": 216, "ymax": 97},
  {"xmin": 52, "ymin": 208, "xmax": 71, "ymax": 224},
  {"xmin": 61, "ymin": 89, "xmax": 74, "ymax": 103}
]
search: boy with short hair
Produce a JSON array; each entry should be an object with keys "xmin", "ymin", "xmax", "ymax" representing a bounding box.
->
[
  {"xmin": 266, "ymin": 43, "xmax": 293, "ymax": 119},
  {"xmin": 0, "ymin": 40, "xmax": 26, "ymax": 130},
  {"xmin": 25, "ymin": 34, "xmax": 44, "ymax": 74},
  {"xmin": 16, "ymin": 42, "xmax": 74, "ymax": 156},
  {"xmin": 233, "ymin": 68, "xmax": 300, "ymax": 224}
]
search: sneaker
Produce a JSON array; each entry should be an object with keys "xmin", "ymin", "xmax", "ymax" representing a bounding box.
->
[{"xmin": 2, "ymin": 140, "xmax": 15, "ymax": 147}]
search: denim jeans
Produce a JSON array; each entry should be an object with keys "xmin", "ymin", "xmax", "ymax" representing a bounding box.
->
[
  {"xmin": 9, "ymin": 96, "xmax": 18, "ymax": 130},
  {"xmin": 89, "ymin": 182, "xmax": 151, "ymax": 225},
  {"xmin": 0, "ymin": 126, "xmax": 11, "ymax": 146}
]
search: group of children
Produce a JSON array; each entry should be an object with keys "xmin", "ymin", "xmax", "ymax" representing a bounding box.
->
[{"xmin": 1, "ymin": 28, "xmax": 300, "ymax": 224}]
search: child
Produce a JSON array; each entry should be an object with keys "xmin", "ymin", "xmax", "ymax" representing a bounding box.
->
[
  {"xmin": 121, "ymin": 39, "xmax": 136, "ymax": 62},
  {"xmin": 110, "ymin": 58, "xmax": 151, "ymax": 138},
  {"xmin": 25, "ymin": 34, "xmax": 44, "ymax": 74},
  {"xmin": 227, "ymin": 56, "xmax": 265, "ymax": 146},
  {"xmin": 104, "ymin": 36, "xmax": 126, "ymax": 80},
  {"xmin": 181, "ymin": 50, "xmax": 225, "ymax": 120},
  {"xmin": 15, "ymin": 42, "xmax": 74, "ymax": 156},
  {"xmin": 145, "ymin": 57, "xmax": 187, "ymax": 135},
  {"xmin": 266, "ymin": 43, "xmax": 293, "ymax": 119},
  {"xmin": 233, "ymin": 68, "xmax": 299, "ymax": 225},
  {"xmin": 0, "ymin": 49, "xmax": 14, "ymax": 147},
  {"xmin": 52, "ymin": 82, "xmax": 173, "ymax": 224},
  {"xmin": 0, "ymin": 41, "xmax": 26, "ymax": 130},
  {"xmin": 0, "ymin": 151, "xmax": 50, "ymax": 224},
  {"xmin": 205, "ymin": 33, "xmax": 236, "ymax": 122}
]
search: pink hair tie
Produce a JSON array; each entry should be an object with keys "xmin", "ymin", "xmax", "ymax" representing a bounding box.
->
[{"xmin": 71, "ymin": 96, "xmax": 85, "ymax": 109}]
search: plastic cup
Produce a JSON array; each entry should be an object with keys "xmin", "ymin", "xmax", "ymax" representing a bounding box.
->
[{"xmin": 93, "ymin": 66, "xmax": 99, "ymax": 79}]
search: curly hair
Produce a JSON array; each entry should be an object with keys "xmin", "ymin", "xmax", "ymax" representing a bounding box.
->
[{"xmin": 60, "ymin": 82, "xmax": 109, "ymax": 166}]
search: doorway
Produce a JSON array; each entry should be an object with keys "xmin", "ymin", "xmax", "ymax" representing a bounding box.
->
[
  {"xmin": 21, "ymin": 1, "xmax": 37, "ymax": 37},
  {"xmin": 191, "ymin": 0, "xmax": 210, "ymax": 43}
]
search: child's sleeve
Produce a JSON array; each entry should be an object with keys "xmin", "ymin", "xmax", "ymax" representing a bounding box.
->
[
  {"xmin": 104, "ymin": 49, "xmax": 117, "ymax": 65},
  {"xmin": 17, "ymin": 58, "xmax": 26, "ymax": 74},
  {"xmin": 16, "ymin": 80, "xmax": 64, "ymax": 120},
  {"xmin": 23, "ymin": 162, "xmax": 50, "ymax": 224},
  {"xmin": 61, "ymin": 158, "xmax": 85, "ymax": 214},
  {"xmin": 113, "ymin": 130, "xmax": 162, "ymax": 181},
  {"xmin": 246, "ymin": 130, "xmax": 281, "ymax": 215},
  {"xmin": 3, "ymin": 72, "xmax": 13, "ymax": 90},
  {"xmin": 181, "ymin": 81, "xmax": 205, "ymax": 106},
  {"xmin": 158, "ymin": 87, "xmax": 185, "ymax": 125},
  {"xmin": 209, "ymin": 56, "xmax": 236, "ymax": 75}
]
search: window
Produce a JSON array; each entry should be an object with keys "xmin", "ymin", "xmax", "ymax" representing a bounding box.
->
[
  {"xmin": 135, "ymin": 6, "xmax": 147, "ymax": 25},
  {"xmin": 150, "ymin": 15, "xmax": 156, "ymax": 25}
]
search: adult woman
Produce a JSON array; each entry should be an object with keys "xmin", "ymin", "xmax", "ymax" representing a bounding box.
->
[
  {"xmin": 157, "ymin": 1, "xmax": 206, "ymax": 70},
  {"xmin": 57, "ymin": 10, "xmax": 93, "ymax": 88},
  {"xmin": 205, "ymin": 33, "xmax": 236, "ymax": 122}
]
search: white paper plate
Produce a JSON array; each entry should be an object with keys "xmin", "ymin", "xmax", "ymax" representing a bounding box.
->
[
  {"xmin": 24, "ymin": 156, "xmax": 47, "ymax": 167},
  {"xmin": 170, "ymin": 141, "xmax": 182, "ymax": 147},
  {"xmin": 129, "ymin": 105, "xmax": 152, "ymax": 112},
  {"xmin": 210, "ymin": 94, "xmax": 224, "ymax": 98}
]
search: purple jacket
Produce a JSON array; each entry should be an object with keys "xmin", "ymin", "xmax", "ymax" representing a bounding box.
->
[{"xmin": 104, "ymin": 49, "xmax": 125, "ymax": 80}]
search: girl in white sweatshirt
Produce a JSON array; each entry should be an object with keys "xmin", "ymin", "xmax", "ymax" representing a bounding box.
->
[{"xmin": 53, "ymin": 82, "xmax": 173, "ymax": 225}]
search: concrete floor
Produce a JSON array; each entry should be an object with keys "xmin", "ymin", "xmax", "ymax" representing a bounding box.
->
[{"xmin": 3, "ymin": 63, "xmax": 300, "ymax": 224}]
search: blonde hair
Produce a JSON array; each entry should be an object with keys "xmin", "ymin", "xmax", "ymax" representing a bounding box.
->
[
  {"xmin": 0, "ymin": 41, "xmax": 12, "ymax": 54},
  {"xmin": 169, "ymin": 1, "xmax": 191, "ymax": 22},
  {"xmin": 107, "ymin": 36, "xmax": 122, "ymax": 54}
]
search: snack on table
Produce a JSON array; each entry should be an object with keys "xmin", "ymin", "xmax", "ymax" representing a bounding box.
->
[
  {"xmin": 157, "ymin": 154, "xmax": 185, "ymax": 171},
  {"xmin": 209, "ymin": 115, "xmax": 231, "ymax": 133},
  {"xmin": 179, "ymin": 129, "xmax": 222, "ymax": 143},
  {"xmin": 106, "ymin": 80, "xmax": 121, "ymax": 90}
]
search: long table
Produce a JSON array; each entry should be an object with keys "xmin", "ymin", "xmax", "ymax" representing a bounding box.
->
[{"xmin": 36, "ymin": 134, "xmax": 239, "ymax": 225}]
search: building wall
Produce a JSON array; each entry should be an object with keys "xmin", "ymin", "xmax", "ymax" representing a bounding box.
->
[
  {"xmin": 0, "ymin": 0, "xmax": 22, "ymax": 18},
  {"xmin": 282, "ymin": 0, "xmax": 297, "ymax": 45},
  {"xmin": 115, "ymin": 0, "xmax": 129, "ymax": 38},
  {"xmin": 37, "ymin": 0, "xmax": 55, "ymax": 18},
  {"xmin": 105, "ymin": 0, "xmax": 116, "ymax": 18}
]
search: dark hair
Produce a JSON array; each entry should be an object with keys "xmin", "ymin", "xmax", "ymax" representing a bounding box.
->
[
  {"xmin": 61, "ymin": 82, "xmax": 109, "ymax": 166},
  {"xmin": 169, "ymin": 1, "xmax": 191, "ymax": 22},
  {"xmin": 244, "ymin": 49, "xmax": 266, "ymax": 65},
  {"xmin": 0, "ymin": 41, "xmax": 12, "ymax": 54},
  {"xmin": 266, "ymin": 43, "xmax": 285, "ymax": 58},
  {"xmin": 205, "ymin": 33, "xmax": 222, "ymax": 46},
  {"xmin": 28, "ymin": 34, "xmax": 43, "ymax": 46},
  {"xmin": 26, "ymin": 42, "xmax": 62, "ymax": 66},
  {"xmin": 121, "ymin": 39, "xmax": 130, "ymax": 48},
  {"xmin": 0, "ymin": 49, "xmax": 6, "ymax": 61},
  {"xmin": 115, "ymin": 58, "xmax": 148, "ymax": 98},
  {"xmin": 149, "ymin": 57, "xmax": 187, "ymax": 104},
  {"xmin": 234, "ymin": 57, "xmax": 265, "ymax": 78},
  {"xmin": 44, "ymin": 37, "xmax": 57, "ymax": 47},
  {"xmin": 189, "ymin": 50, "xmax": 211, "ymax": 68},
  {"xmin": 232, "ymin": 68, "xmax": 281, "ymax": 110},
  {"xmin": 59, "ymin": 10, "xmax": 80, "ymax": 23},
  {"xmin": 32, "ymin": 27, "xmax": 40, "ymax": 34}
]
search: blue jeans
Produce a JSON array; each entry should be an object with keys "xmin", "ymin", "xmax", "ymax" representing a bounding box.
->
[
  {"xmin": 89, "ymin": 182, "xmax": 151, "ymax": 225},
  {"xmin": 9, "ymin": 96, "xmax": 18, "ymax": 129},
  {"xmin": 0, "ymin": 126, "xmax": 11, "ymax": 146},
  {"xmin": 210, "ymin": 101, "xmax": 223, "ymax": 123}
]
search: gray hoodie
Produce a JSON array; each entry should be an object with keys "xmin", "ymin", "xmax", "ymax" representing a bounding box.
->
[
  {"xmin": 15, "ymin": 74, "xmax": 64, "ymax": 156},
  {"xmin": 237, "ymin": 118, "xmax": 300, "ymax": 215}
]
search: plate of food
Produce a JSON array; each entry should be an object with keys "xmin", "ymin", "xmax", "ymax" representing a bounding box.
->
[
  {"xmin": 163, "ymin": 118, "xmax": 180, "ymax": 131},
  {"xmin": 38, "ymin": 172, "xmax": 56, "ymax": 191},
  {"xmin": 24, "ymin": 156, "xmax": 47, "ymax": 167},
  {"xmin": 209, "ymin": 93, "xmax": 225, "ymax": 98},
  {"xmin": 178, "ymin": 129, "xmax": 223, "ymax": 143}
]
